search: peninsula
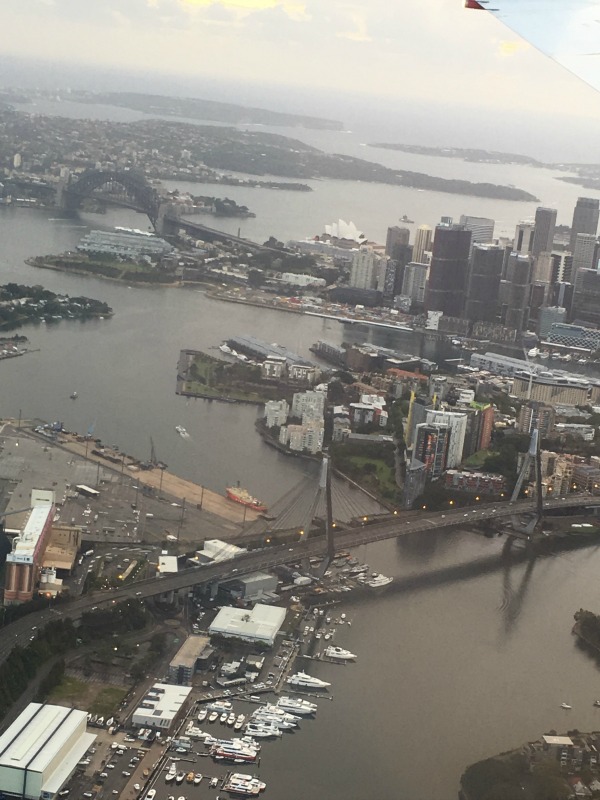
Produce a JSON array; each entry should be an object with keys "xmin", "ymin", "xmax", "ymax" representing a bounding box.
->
[{"xmin": 369, "ymin": 142, "xmax": 546, "ymax": 167}]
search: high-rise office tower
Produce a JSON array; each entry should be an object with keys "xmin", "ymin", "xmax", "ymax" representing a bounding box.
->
[
  {"xmin": 538, "ymin": 306, "xmax": 567, "ymax": 337},
  {"xmin": 571, "ymin": 269, "xmax": 600, "ymax": 327},
  {"xmin": 570, "ymin": 197, "xmax": 599, "ymax": 253},
  {"xmin": 401, "ymin": 262, "xmax": 429, "ymax": 306},
  {"xmin": 459, "ymin": 214, "xmax": 495, "ymax": 245},
  {"xmin": 513, "ymin": 221, "xmax": 535, "ymax": 254},
  {"xmin": 531, "ymin": 207, "xmax": 557, "ymax": 257},
  {"xmin": 412, "ymin": 225, "xmax": 433, "ymax": 264},
  {"xmin": 572, "ymin": 233, "xmax": 599, "ymax": 283},
  {"xmin": 349, "ymin": 247, "xmax": 380, "ymax": 290},
  {"xmin": 385, "ymin": 226, "xmax": 410, "ymax": 259},
  {"xmin": 464, "ymin": 244, "xmax": 504, "ymax": 322},
  {"xmin": 551, "ymin": 281, "xmax": 574, "ymax": 312},
  {"xmin": 501, "ymin": 253, "xmax": 533, "ymax": 331},
  {"xmin": 424, "ymin": 224, "xmax": 472, "ymax": 318}
]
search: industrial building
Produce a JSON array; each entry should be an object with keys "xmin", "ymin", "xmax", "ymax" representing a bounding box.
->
[
  {"xmin": 131, "ymin": 683, "xmax": 192, "ymax": 731},
  {"xmin": 220, "ymin": 572, "xmax": 279, "ymax": 604},
  {"xmin": 209, "ymin": 603, "xmax": 286, "ymax": 646},
  {"xmin": 4, "ymin": 492, "xmax": 55, "ymax": 605},
  {"xmin": 0, "ymin": 703, "xmax": 95, "ymax": 800},
  {"xmin": 168, "ymin": 635, "xmax": 213, "ymax": 685}
]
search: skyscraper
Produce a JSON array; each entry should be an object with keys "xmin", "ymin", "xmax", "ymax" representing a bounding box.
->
[
  {"xmin": 424, "ymin": 224, "xmax": 472, "ymax": 318},
  {"xmin": 570, "ymin": 197, "xmax": 599, "ymax": 253},
  {"xmin": 464, "ymin": 244, "xmax": 504, "ymax": 322},
  {"xmin": 413, "ymin": 423, "xmax": 450, "ymax": 477},
  {"xmin": 385, "ymin": 226, "xmax": 410, "ymax": 258},
  {"xmin": 531, "ymin": 207, "xmax": 557, "ymax": 257},
  {"xmin": 572, "ymin": 233, "xmax": 598, "ymax": 283},
  {"xmin": 412, "ymin": 225, "xmax": 433, "ymax": 264},
  {"xmin": 349, "ymin": 248, "xmax": 381, "ymax": 289},
  {"xmin": 513, "ymin": 221, "xmax": 535, "ymax": 254},
  {"xmin": 501, "ymin": 253, "xmax": 533, "ymax": 331},
  {"xmin": 401, "ymin": 262, "xmax": 429, "ymax": 306},
  {"xmin": 459, "ymin": 214, "xmax": 495, "ymax": 245}
]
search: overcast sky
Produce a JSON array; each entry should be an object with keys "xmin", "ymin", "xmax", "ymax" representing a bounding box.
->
[{"xmin": 2, "ymin": 0, "xmax": 600, "ymax": 119}]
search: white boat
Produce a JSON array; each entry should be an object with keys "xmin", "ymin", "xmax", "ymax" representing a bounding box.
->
[
  {"xmin": 277, "ymin": 696, "xmax": 318, "ymax": 715},
  {"xmin": 560, "ymin": 702, "xmax": 572, "ymax": 709},
  {"xmin": 208, "ymin": 712, "xmax": 219, "ymax": 723},
  {"xmin": 206, "ymin": 700, "xmax": 233, "ymax": 712},
  {"xmin": 366, "ymin": 573, "xmax": 393, "ymax": 589},
  {"xmin": 210, "ymin": 777, "xmax": 219, "ymax": 787},
  {"xmin": 234, "ymin": 714, "xmax": 245, "ymax": 731},
  {"xmin": 220, "ymin": 344, "xmax": 232, "ymax": 354},
  {"xmin": 220, "ymin": 712, "xmax": 228, "ymax": 724},
  {"xmin": 194, "ymin": 773, "xmax": 203, "ymax": 785},
  {"xmin": 197, "ymin": 708, "xmax": 208, "ymax": 722},
  {"xmin": 175, "ymin": 771, "xmax": 186, "ymax": 784},
  {"xmin": 223, "ymin": 773, "xmax": 266, "ymax": 796},
  {"xmin": 324, "ymin": 645, "xmax": 357, "ymax": 661},
  {"xmin": 251, "ymin": 712, "xmax": 297, "ymax": 729},
  {"xmin": 244, "ymin": 722, "xmax": 282, "ymax": 738},
  {"xmin": 227, "ymin": 712, "xmax": 236, "ymax": 726},
  {"xmin": 594, "ymin": 700, "xmax": 600, "ymax": 707},
  {"xmin": 286, "ymin": 672, "xmax": 331, "ymax": 689},
  {"xmin": 70, "ymin": 391, "xmax": 78, "ymax": 400},
  {"xmin": 528, "ymin": 347, "xmax": 540, "ymax": 358},
  {"xmin": 175, "ymin": 425, "xmax": 190, "ymax": 438}
]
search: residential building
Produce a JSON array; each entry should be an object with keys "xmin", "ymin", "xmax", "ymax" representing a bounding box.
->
[
  {"xmin": 291, "ymin": 389, "xmax": 326, "ymax": 420},
  {"xmin": 425, "ymin": 409, "xmax": 468, "ymax": 468},
  {"xmin": 264, "ymin": 399, "xmax": 289, "ymax": 428},
  {"xmin": 401, "ymin": 261, "xmax": 429, "ymax": 305},
  {"xmin": 413, "ymin": 423, "xmax": 450, "ymax": 477},
  {"xmin": 517, "ymin": 401, "xmax": 556, "ymax": 437},
  {"xmin": 444, "ymin": 470, "xmax": 506, "ymax": 494},
  {"xmin": 280, "ymin": 421, "xmax": 324, "ymax": 454},
  {"xmin": 261, "ymin": 357, "xmax": 286, "ymax": 380},
  {"xmin": 570, "ymin": 197, "xmax": 599, "ymax": 253},
  {"xmin": 349, "ymin": 247, "xmax": 381, "ymax": 289},
  {"xmin": 555, "ymin": 423, "xmax": 595, "ymax": 441},
  {"xmin": 425, "ymin": 223, "xmax": 472, "ymax": 317}
]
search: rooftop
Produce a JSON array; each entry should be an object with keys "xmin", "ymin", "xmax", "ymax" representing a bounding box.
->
[
  {"xmin": 209, "ymin": 603, "xmax": 286, "ymax": 643},
  {"xmin": 133, "ymin": 683, "xmax": 192, "ymax": 723},
  {"xmin": 169, "ymin": 635, "xmax": 210, "ymax": 670},
  {"xmin": 7, "ymin": 505, "xmax": 53, "ymax": 565}
]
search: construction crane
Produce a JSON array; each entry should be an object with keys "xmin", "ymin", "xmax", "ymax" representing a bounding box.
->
[{"xmin": 141, "ymin": 437, "xmax": 167, "ymax": 471}]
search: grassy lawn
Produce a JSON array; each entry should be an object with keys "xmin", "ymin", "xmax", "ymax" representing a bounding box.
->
[
  {"xmin": 345, "ymin": 455, "xmax": 398, "ymax": 498},
  {"xmin": 182, "ymin": 352, "xmax": 280, "ymax": 402},
  {"xmin": 49, "ymin": 677, "xmax": 127, "ymax": 716},
  {"xmin": 463, "ymin": 449, "xmax": 495, "ymax": 468}
]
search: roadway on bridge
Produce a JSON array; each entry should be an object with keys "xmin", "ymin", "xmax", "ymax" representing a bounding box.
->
[{"xmin": 1, "ymin": 495, "xmax": 597, "ymax": 665}]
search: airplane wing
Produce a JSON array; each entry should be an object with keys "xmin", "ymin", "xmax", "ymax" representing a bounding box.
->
[{"xmin": 466, "ymin": 0, "xmax": 600, "ymax": 95}]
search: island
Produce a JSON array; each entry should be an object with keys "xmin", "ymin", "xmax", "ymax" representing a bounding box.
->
[
  {"xmin": 0, "ymin": 283, "xmax": 112, "ymax": 329},
  {"xmin": 369, "ymin": 142, "xmax": 546, "ymax": 167}
]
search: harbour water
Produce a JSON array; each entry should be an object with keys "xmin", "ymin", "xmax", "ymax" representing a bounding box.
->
[{"xmin": 2, "ymin": 135, "xmax": 600, "ymax": 797}]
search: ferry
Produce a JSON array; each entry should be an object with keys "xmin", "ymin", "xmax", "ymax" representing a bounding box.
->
[
  {"xmin": 225, "ymin": 486, "xmax": 268, "ymax": 513},
  {"xmin": 277, "ymin": 696, "xmax": 318, "ymax": 715},
  {"xmin": 324, "ymin": 645, "xmax": 357, "ymax": 661},
  {"xmin": 286, "ymin": 672, "xmax": 331, "ymax": 689},
  {"xmin": 175, "ymin": 425, "xmax": 190, "ymax": 438}
]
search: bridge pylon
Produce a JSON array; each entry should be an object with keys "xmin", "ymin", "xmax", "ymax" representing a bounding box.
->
[{"xmin": 508, "ymin": 428, "xmax": 544, "ymax": 538}]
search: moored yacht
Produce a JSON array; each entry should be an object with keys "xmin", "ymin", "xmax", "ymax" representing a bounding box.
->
[
  {"xmin": 324, "ymin": 645, "xmax": 357, "ymax": 661},
  {"xmin": 287, "ymin": 671, "xmax": 331, "ymax": 689},
  {"xmin": 277, "ymin": 696, "xmax": 318, "ymax": 715}
]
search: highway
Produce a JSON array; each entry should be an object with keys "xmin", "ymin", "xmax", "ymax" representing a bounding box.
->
[{"xmin": 1, "ymin": 494, "xmax": 598, "ymax": 664}]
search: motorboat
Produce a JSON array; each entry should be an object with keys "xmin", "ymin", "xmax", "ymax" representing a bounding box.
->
[
  {"xmin": 186, "ymin": 771, "xmax": 196, "ymax": 783},
  {"xmin": 175, "ymin": 771, "xmax": 186, "ymax": 784},
  {"xmin": 227, "ymin": 712, "xmax": 236, "ymax": 726},
  {"xmin": 324, "ymin": 645, "xmax": 357, "ymax": 661},
  {"xmin": 197, "ymin": 708, "xmax": 208, "ymax": 722},
  {"xmin": 276, "ymin": 696, "xmax": 318, "ymax": 715},
  {"xmin": 194, "ymin": 774, "xmax": 203, "ymax": 785},
  {"xmin": 594, "ymin": 700, "xmax": 600, "ymax": 707},
  {"xmin": 560, "ymin": 702, "xmax": 572, "ymax": 709},
  {"xmin": 223, "ymin": 773, "xmax": 266, "ymax": 796},
  {"xmin": 244, "ymin": 722, "xmax": 282, "ymax": 738},
  {"xmin": 207, "ymin": 700, "xmax": 233, "ymax": 712},
  {"xmin": 208, "ymin": 712, "xmax": 219, "ymax": 723},
  {"xmin": 234, "ymin": 714, "xmax": 245, "ymax": 731},
  {"xmin": 287, "ymin": 672, "xmax": 331, "ymax": 689},
  {"xmin": 220, "ymin": 712, "xmax": 228, "ymax": 724},
  {"xmin": 70, "ymin": 391, "xmax": 78, "ymax": 400},
  {"xmin": 366, "ymin": 573, "xmax": 393, "ymax": 589},
  {"xmin": 175, "ymin": 425, "xmax": 190, "ymax": 438}
]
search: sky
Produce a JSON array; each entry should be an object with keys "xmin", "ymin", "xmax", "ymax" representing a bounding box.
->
[{"xmin": 2, "ymin": 0, "xmax": 600, "ymax": 124}]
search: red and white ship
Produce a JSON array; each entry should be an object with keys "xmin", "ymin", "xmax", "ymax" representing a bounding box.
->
[{"xmin": 225, "ymin": 486, "xmax": 268, "ymax": 513}]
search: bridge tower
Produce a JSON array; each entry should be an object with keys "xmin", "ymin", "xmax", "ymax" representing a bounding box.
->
[{"xmin": 509, "ymin": 428, "xmax": 544, "ymax": 537}]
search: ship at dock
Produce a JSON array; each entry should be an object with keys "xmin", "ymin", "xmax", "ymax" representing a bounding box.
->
[{"xmin": 225, "ymin": 486, "xmax": 268, "ymax": 513}]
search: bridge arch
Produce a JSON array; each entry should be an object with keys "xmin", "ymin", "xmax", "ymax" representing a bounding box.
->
[{"xmin": 63, "ymin": 169, "xmax": 161, "ymax": 227}]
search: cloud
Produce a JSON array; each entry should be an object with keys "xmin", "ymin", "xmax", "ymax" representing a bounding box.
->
[
  {"xmin": 336, "ymin": 10, "xmax": 371, "ymax": 42},
  {"xmin": 178, "ymin": 0, "xmax": 308, "ymax": 21}
]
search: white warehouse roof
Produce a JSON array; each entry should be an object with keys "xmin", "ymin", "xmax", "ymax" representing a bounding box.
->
[
  {"xmin": 0, "ymin": 703, "xmax": 95, "ymax": 799},
  {"xmin": 132, "ymin": 683, "xmax": 192, "ymax": 730},
  {"xmin": 209, "ymin": 603, "xmax": 286, "ymax": 645}
]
